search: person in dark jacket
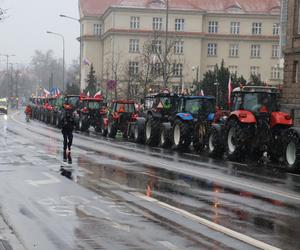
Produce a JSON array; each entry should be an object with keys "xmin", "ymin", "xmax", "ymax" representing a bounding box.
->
[{"xmin": 61, "ymin": 104, "xmax": 75, "ymax": 163}]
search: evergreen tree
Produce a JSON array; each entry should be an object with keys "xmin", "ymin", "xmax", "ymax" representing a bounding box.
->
[
  {"xmin": 85, "ymin": 64, "xmax": 97, "ymax": 96},
  {"xmin": 200, "ymin": 59, "xmax": 247, "ymax": 109}
]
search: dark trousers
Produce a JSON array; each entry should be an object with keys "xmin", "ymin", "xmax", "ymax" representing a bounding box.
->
[{"xmin": 63, "ymin": 131, "xmax": 73, "ymax": 151}]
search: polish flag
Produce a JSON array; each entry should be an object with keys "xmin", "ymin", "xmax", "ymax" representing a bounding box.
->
[
  {"xmin": 228, "ymin": 74, "xmax": 232, "ymax": 106},
  {"xmin": 87, "ymin": 91, "xmax": 90, "ymax": 97},
  {"xmin": 43, "ymin": 88, "xmax": 50, "ymax": 97},
  {"xmin": 94, "ymin": 90, "xmax": 102, "ymax": 99},
  {"xmin": 200, "ymin": 89, "xmax": 204, "ymax": 96}
]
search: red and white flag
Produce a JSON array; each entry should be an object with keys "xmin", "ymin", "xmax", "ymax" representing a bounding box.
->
[
  {"xmin": 228, "ymin": 74, "xmax": 232, "ymax": 104},
  {"xmin": 94, "ymin": 90, "xmax": 102, "ymax": 99},
  {"xmin": 87, "ymin": 91, "xmax": 90, "ymax": 97},
  {"xmin": 43, "ymin": 88, "xmax": 50, "ymax": 97},
  {"xmin": 200, "ymin": 89, "xmax": 204, "ymax": 96}
]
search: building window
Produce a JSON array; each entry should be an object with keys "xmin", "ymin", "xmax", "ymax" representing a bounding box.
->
[
  {"xmin": 293, "ymin": 61, "xmax": 299, "ymax": 83},
  {"xmin": 173, "ymin": 63, "xmax": 183, "ymax": 76},
  {"xmin": 174, "ymin": 41, "xmax": 184, "ymax": 54},
  {"xmin": 229, "ymin": 66, "xmax": 238, "ymax": 74},
  {"xmin": 273, "ymin": 23, "xmax": 280, "ymax": 35},
  {"xmin": 208, "ymin": 21, "xmax": 218, "ymax": 33},
  {"xmin": 151, "ymin": 40, "xmax": 162, "ymax": 54},
  {"xmin": 230, "ymin": 22, "xmax": 240, "ymax": 34},
  {"xmin": 93, "ymin": 24, "xmax": 102, "ymax": 36},
  {"xmin": 252, "ymin": 22, "xmax": 262, "ymax": 35},
  {"xmin": 208, "ymin": 43, "xmax": 217, "ymax": 56},
  {"xmin": 129, "ymin": 39, "xmax": 139, "ymax": 53},
  {"xmin": 130, "ymin": 16, "xmax": 140, "ymax": 29},
  {"xmin": 229, "ymin": 44, "xmax": 239, "ymax": 57},
  {"xmin": 129, "ymin": 61, "xmax": 139, "ymax": 76},
  {"xmin": 175, "ymin": 19, "xmax": 185, "ymax": 31},
  {"xmin": 151, "ymin": 63, "xmax": 162, "ymax": 75},
  {"xmin": 271, "ymin": 66, "xmax": 281, "ymax": 79},
  {"xmin": 251, "ymin": 44, "xmax": 261, "ymax": 57},
  {"xmin": 153, "ymin": 17, "xmax": 162, "ymax": 30},
  {"xmin": 250, "ymin": 66, "xmax": 260, "ymax": 76},
  {"xmin": 272, "ymin": 45, "xmax": 280, "ymax": 58}
]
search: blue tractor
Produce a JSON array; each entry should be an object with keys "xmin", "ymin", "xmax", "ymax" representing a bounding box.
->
[{"xmin": 160, "ymin": 96, "xmax": 216, "ymax": 151}]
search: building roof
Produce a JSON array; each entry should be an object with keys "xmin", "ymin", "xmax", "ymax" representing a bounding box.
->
[{"xmin": 79, "ymin": 0, "xmax": 280, "ymax": 17}]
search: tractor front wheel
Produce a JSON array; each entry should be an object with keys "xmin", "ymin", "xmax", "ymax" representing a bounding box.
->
[
  {"xmin": 134, "ymin": 123, "xmax": 144, "ymax": 143},
  {"xmin": 160, "ymin": 126, "xmax": 171, "ymax": 148},
  {"xmin": 172, "ymin": 120, "xmax": 191, "ymax": 151},
  {"xmin": 225, "ymin": 119, "xmax": 249, "ymax": 161},
  {"xmin": 145, "ymin": 116, "xmax": 160, "ymax": 146},
  {"xmin": 207, "ymin": 127, "xmax": 224, "ymax": 158},
  {"xmin": 108, "ymin": 121, "xmax": 118, "ymax": 138},
  {"xmin": 283, "ymin": 130, "xmax": 300, "ymax": 172}
]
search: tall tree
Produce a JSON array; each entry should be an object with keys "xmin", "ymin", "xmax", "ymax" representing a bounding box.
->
[
  {"xmin": 0, "ymin": 8, "xmax": 7, "ymax": 21},
  {"xmin": 201, "ymin": 60, "xmax": 246, "ymax": 108},
  {"xmin": 85, "ymin": 64, "xmax": 97, "ymax": 96}
]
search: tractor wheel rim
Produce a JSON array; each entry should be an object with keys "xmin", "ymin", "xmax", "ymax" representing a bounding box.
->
[
  {"xmin": 209, "ymin": 133, "xmax": 215, "ymax": 152},
  {"xmin": 174, "ymin": 124, "xmax": 181, "ymax": 146},
  {"xmin": 146, "ymin": 122, "xmax": 151, "ymax": 140},
  {"xmin": 134, "ymin": 126, "xmax": 139, "ymax": 140},
  {"xmin": 198, "ymin": 125, "xmax": 205, "ymax": 142},
  {"xmin": 286, "ymin": 141, "xmax": 296, "ymax": 166},
  {"xmin": 161, "ymin": 130, "xmax": 165, "ymax": 145},
  {"xmin": 228, "ymin": 128, "xmax": 236, "ymax": 153}
]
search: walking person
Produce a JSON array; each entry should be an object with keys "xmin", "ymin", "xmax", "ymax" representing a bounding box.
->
[{"xmin": 61, "ymin": 104, "xmax": 75, "ymax": 163}]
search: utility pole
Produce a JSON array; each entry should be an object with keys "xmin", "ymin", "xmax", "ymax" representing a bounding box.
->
[{"xmin": 163, "ymin": 0, "xmax": 169, "ymax": 89}]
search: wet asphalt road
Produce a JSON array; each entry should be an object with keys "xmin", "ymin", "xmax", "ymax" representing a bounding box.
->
[{"xmin": 0, "ymin": 111, "xmax": 300, "ymax": 250}]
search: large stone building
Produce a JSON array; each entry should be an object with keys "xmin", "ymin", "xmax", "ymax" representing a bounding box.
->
[
  {"xmin": 79, "ymin": 0, "xmax": 282, "ymax": 94},
  {"xmin": 282, "ymin": 0, "xmax": 300, "ymax": 125}
]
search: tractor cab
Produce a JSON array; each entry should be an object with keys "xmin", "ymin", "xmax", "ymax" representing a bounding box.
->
[
  {"xmin": 63, "ymin": 95, "xmax": 80, "ymax": 111},
  {"xmin": 231, "ymin": 86, "xmax": 279, "ymax": 114},
  {"xmin": 179, "ymin": 96, "xmax": 215, "ymax": 120}
]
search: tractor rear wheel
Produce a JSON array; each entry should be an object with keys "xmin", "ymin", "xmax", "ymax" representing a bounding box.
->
[
  {"xmin": 207, "ymin": 127, "xmax": 224, "ymax": 158},
  {"xmin": 225, "ymin": 119, "xmax": 249, "ymax": 161},
  {"xmin": 283, "ymin": 130, "xmax": 300, "ymax": 172},
  {"xmin": 145, "ymin": 116, "xmax": 160, "ymax": 146},
  {"xmin": 172, "ymin": 120, "xmax": 191, "ymax": 151},
  {"xmin": 108, "ymin": 121, "xmax": 118, "ymax": 138}
]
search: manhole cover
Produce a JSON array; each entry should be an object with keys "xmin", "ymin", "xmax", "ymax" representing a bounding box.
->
[{"xmin": 0, "ymin": 240, "xmax": 13, "ymax": 250}]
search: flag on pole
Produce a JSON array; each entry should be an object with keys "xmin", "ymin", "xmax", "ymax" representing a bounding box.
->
[
  {"xmin": 228, "ymin": 74, "xmax": 232, "ymax": 105},
  {"xmin": 94, "ymin": 90, "xmax": 102, "ymax": 99},
  {"xmin": 83, "ymin": 58, "xmax": 90, "ymax": 66},
  {"xmin": 200, "ymin": 89, "xmax": 204, "ymax": 96},
  {"xmin": 43, "ymin": 88, "xmax": 50, "ymax": 97},
  {"xmin": 87, "ymin": 91, "xmax": 90, "ymax": 97}
]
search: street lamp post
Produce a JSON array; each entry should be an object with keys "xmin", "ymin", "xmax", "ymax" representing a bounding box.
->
[
  {"xmin": 192, "ymin": 65, "xmax": 199, "ymax": 94},
  {"xmin": 0, "ymin": 54, "xmax": 15, "ymax": 97},
  {"xmin": 46, "ymin": 31, "xmax": 65, "ymax": 92},
  {"xmin": 163, "ymin": 0, "xmax": 169, "ymax": 89},
  {"xmin": 59, "ymin": 14, "xmax": 81, "ymax": 88}
]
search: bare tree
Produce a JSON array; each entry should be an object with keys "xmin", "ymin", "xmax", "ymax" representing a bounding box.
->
[
  {"xmin": 0, "ymin": 8, "xmax": 7, "ymax": 21},
  {"xmin": 137, "ymin": 31, "xmax": 186, "ymax": 93}
]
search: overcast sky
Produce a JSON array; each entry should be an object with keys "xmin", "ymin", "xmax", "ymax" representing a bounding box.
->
[{"xmin": 0, "ymin": 0, "xmax": 79, "ymax": 68}]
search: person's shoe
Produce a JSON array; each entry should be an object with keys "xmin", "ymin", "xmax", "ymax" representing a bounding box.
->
[
  {"xmin": 67, "ymin": 152, "xmax": 72, "ymax": 164},
  {"xmin": 63, "ymin": 150, "xmax": 67, "ymax": 162}
]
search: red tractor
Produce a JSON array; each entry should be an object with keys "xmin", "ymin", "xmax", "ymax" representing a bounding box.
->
[
  {"xmin": 208, "ymin": 86, "xmax": 300, "ymax": 171},
  {"xmin": 104, "ymin": 100, "xmax": 138, "ymax": 138}
]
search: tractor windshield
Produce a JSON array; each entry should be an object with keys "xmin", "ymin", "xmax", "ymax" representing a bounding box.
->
[
  {"xmin": 65, "ymin": 96, "xmax": 80, "ymax": 107},
  {"xmin": 115, "ymin": 103, "xmax": 135, "ymax": 113},
  {"xmin": 88, "ymin": 101, "xmax": 101, "ymax": 109},
  {"xmin": 185, "ymin": 99, "xmax": 215, "ymax": 115},
  {"xmin": 241, "ymin": 92, "xmax": 278, "ymax": 113}
]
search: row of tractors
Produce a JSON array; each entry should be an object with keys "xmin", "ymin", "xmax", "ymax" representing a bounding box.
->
[{"xmin": 29, "ymin": 86, "xmax": 300, "ymax": 172}]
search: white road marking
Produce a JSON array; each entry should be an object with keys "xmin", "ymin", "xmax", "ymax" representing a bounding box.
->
[
  {"xmin": 133, "ymin": 192, "xmax": 281, "ymax": 250},
  {"xmin": 158, "ymin": 241, "xmax": 179, "ymax": 250},
  {"xmin": 25, "ymin": 172, "xmax": 61, "ymax": 187}
]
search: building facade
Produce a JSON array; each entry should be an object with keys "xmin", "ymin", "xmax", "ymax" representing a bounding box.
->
[
  {"xmin": 282, "ymin": 0, "xmax": 300, "ymax": 125},
  {"xmin": 79, "ymin": 0, "xmax": 282, "ymax": 95}
]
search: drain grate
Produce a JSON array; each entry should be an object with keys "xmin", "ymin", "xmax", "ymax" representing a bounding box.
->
[{"xmin": 0, "ymin": 240, "xmax": 13, "ymax": 250}]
